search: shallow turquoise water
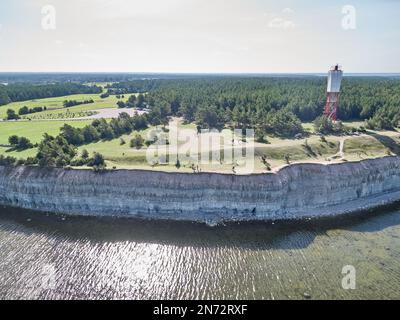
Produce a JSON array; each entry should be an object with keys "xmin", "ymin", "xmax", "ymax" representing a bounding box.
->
[{"xmin": 0, "ymin": 206, "xmax": 399, "ymax": 300}]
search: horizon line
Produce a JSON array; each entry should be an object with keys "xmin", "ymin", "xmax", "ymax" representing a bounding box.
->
[{"xmin": 1, "ymin": 71, "xmax": 400, "ymax": 75}]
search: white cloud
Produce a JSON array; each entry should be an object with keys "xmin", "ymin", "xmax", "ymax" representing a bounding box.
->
[{"xmin": 268, "ymin": 17, "xmax": 296, "ymax": 29}]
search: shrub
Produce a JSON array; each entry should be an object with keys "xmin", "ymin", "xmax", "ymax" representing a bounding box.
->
[
  {"xmin": 261, "ymin": 155, "xmax": 271, "ymax": 171},
  {"xmin": 265, "ymin": 110, "xmax": 303, "ymax": 138},
  {"xmin": 175, "ymin": 159, "xmax": 181, "ymax": 169},
  {"xmin": 130, "ymin": 134, "xmax": 145, "ymax": 149},
  {"xmin": 255, "ymin": 129, "xmax": 267, "ymax": 143},
  {"xmin": 8, "ymin": 135, "xmax": 33, "ymax": 150},
  {"xmin": 284, "ymin": 154, "xmax": 291, "ymax": 164},
  {"xmin": 70, "ymin": 157, "xmax": 87, "ymax": 166},
  {"xmin": 6, "ymin": 109, "xmax": 20, "ymax": 120},
  {"xmin": 313, "ymin": 116, "xmax": 345, "ymax": 135},
  {"xmin": 8, "ymin": 135, "xmax": 19, "ymax": 146},
  {"xmin": 0, "ymin": 155, "xmax": 17, "ymax": 166},
  {"xmin": 25, "ymin": 157, "xmax": 38, "ymax": 165},
  {"xmin": 17, "ymin": 137, "xmax": 33, "ymax": 150},
  {"xmin": 81, "ymin": 149, "xmax": 89, "ymax": 159},
  {"xmin": 88, "ymin": 152, "xmax": 107, "ymax": 171}
]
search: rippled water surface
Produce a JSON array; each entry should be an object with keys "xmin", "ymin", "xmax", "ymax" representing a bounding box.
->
[{"xmin": 1, "ymin": 206, "xmax": 400, "ymax": 300}]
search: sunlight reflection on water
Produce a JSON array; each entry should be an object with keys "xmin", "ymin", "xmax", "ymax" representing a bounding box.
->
[{"xmin": 0, "ymin": 206, "xmax": 400, "ymax": 300}]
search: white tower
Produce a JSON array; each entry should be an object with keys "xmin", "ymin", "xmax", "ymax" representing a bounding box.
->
[{"xmin": 324, "ymin": 65, "xmax": 343, "ymax": 121}]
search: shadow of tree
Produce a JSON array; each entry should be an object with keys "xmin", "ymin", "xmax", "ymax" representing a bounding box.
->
[{"xmin": 368, "ymin": 132, "xmax": 400, "ymax": 155}]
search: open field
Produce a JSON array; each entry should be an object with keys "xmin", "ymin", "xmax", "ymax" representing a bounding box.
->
[
  {"xmin": 0, "ymin": 120, "xmax": 93, "ymax": 158},
  {"xmin": 0, "ymin": 119, "xmax": 93, "ymax": 145}
]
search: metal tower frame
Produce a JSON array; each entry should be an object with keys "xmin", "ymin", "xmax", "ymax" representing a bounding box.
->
[{"xmin": 324, "ymin": 65, "xmax": 343, "ymax": 121}]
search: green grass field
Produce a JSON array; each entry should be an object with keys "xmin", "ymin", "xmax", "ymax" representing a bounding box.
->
[
  {"xmin": 0, "ymin": 120, "xmax": 93, "ymax": 144},
  {"xmin": 0, "ymin": 119, "xmax": 93, "ymax": 158}
]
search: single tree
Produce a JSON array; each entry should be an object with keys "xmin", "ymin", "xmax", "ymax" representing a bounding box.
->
[
  {"xmin": 81, "ymin": 149, "xmax": 89, "ymax": 159},
  {"xmin": 6, "ymin": 109, "xmax": 19, "ymax": 120},
  {"xmin": 130, "ymin": 134, "xmax": 145, "ymax": 149}
]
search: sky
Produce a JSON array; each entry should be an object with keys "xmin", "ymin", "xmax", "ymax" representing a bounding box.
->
[{"xmin": 0, "ymin": 0, "xmax": 399, "ymax": 73}]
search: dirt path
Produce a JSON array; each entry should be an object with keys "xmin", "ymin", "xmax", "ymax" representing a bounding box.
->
[{"xmin": 327, "ymin": 138, "xmax": 346, "ymax": 161}]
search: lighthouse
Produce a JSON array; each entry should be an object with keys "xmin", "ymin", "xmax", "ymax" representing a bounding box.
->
[{"xmin": 324, "ymin": 65, "xmax": 343, "ymax": 121}]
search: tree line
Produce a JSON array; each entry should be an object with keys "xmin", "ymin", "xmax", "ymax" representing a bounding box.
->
[
  {"xmin": 18, "ymin": 106, "xmax": 47, "ymax": 115},
  {"xmin": 107, "ymin": 77, "xmax": 400, "ymax": 136},
  {"xmin": 0, "ymin": 83, "xmax": 102, "ymax": 106},
  {"xmin": 63, "ymin": 99, "xmax": 94, "ymax": 108}
]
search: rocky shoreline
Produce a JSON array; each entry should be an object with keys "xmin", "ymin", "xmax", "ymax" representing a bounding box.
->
[{"xmin": 0, "ymin": 156, "xmax": 400, "ymax": 225}]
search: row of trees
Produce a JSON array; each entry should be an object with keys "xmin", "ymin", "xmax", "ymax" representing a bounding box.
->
[
  {"xmin": 18, "ymin": 106, "xmax": 46, "ymax": 115},
  {"xmin": 0, "ymin": 83, "xmax": 102, "ymax": 106},
  {"xmin": 1, "ymin": 144, "xmax": 105, "ymax": 171},
  {"xmin": 36, "ymin": 134, "xmax": 106, "ymax": 170},
  {"xmin": 116, "ymin": 94, "xmax": 147, "ymax": 109},
  {"xmin": 4, "ymin": 107, "xmax": 45, "ymax": 120},
  {"xmin": 63, "ymin": 99, "xmax": 94, "ymax": 108},
  {"xmin": 8, "ymin": 135, "xmax": 33, "ymax": 150},
  {"xmin": 59, "ymin": 112, "xmax": 149, "ymax": 146}
]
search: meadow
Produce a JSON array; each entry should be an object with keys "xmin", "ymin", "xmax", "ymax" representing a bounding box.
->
[
  {"xmin": 0, "ymin": 93, "xmax": 124, "ymax": 119},
  {"xmin": 0, "ymin": 119, "xmax": 93, "ymax": 145}
]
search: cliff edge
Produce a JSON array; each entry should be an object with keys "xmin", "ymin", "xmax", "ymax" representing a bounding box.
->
[{"xmin": 1, "ymin": 157, "xmax": 400, "ymax": 224}]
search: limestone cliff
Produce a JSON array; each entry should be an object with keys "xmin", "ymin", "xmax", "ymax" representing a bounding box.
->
[{"xmin": 1, "ymin": 157, "xmax": 400, "ymax": 224}]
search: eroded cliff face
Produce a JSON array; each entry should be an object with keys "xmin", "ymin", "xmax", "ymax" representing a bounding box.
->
[{"xmin": 0, "ymin": 157, "xmax": 400, "ymax": 224}]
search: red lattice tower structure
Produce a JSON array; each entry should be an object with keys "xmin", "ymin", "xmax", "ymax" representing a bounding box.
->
[{"xmin": 324, "ymin": 64, "xmax": 343, "ymax": 121}]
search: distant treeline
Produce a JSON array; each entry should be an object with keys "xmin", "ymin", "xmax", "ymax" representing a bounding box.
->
[
  {"xmin": 0, "ymin": 83, "xmax": 102, "ymax": 106},
  {"xmin": 0, "ymin": 72, "xmax": 197, "ymax": 84},
  {"xmin": 106, "ymin": 81, "xmax": 160, "ymax": 94}
]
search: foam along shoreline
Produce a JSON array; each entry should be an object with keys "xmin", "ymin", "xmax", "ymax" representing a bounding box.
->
[{"xmin": 0, "ymin": 156, "xmax": 399, "ymax": 225}]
